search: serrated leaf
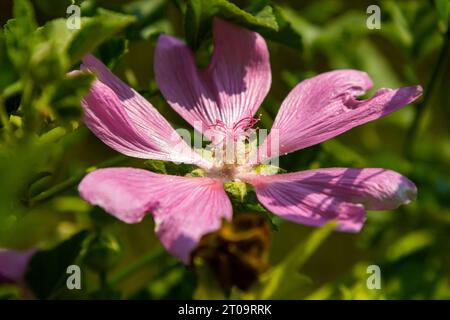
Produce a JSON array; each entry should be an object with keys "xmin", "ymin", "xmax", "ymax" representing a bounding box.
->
[
  {"xmin": 184, "ymin": 0, "xmax": 278, "ymax": 50},
  {"xmin": 248, "ymin": 4, "xmax": 302, "ymax": 50}
]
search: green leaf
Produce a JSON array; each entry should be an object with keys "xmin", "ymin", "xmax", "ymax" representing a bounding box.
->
[
  {"xmin": 68, "ymin": 9, "xmax": 135, "ymax": 65},
  {"xmin": 385, "ymin": 230, "xmax": 434, "ymax": 262},
  {"xmin": 37, "ymin": 19, "xmax": 75, "ymax": 55},
  {"xmin": 434, "ymin": 0, "xmax": 450, "ymax": 32},
  {"xmin": 25, "ymin": 230, "xmax": 88, "ymax": 299},
  {"xmin": 82, "ymin": 231, "xmax": 121, "ymax": 273},
  {"xmin": 435, "ymin": 0, "xmax": 450, "ymax": 18},
  {"xmin": 13, "ymin": 0, "xmax": 37, "ymax": 29},
  {"xmin": 46, "ymin": 72, "xmax": 95, "ymax": 122},
  {"xmin": 248, "ymin": 4, "xmax": 302, "ymax": 50},
  {"xmin": 256, "ymin": 222, "xmax": 336, "ymax": 299},
  {"xmin": 124, "ymin": 0, "xmax": 171, "ymax": 40},
  {"xmin": 319, "ymin": 140, "xmax": 365, "ymax": 167},
  {"xmin": 4, "ymin": 0, "xmax": 37, "ymax": 71},
  {"xmin": 29, "ymin": 40, "xmax": 69, "ymax": 85},
  {"xmin": 381, "ymin": 0, "xmax": 413, "ymax": 48},
  {"xmin": 96, "ymin": 37, "xmax": 129, "ymax": 69},
  {"xmin": 184, "ymin": 0, "xmax": 278, "ymax": 50}
]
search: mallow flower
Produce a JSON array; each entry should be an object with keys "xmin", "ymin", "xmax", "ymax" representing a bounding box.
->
[{"xmin": 78, "ymin": 18, "xmax": 422, "ymax": 263}]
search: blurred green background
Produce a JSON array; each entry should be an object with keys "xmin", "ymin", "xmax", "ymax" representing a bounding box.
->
[{"xmin": 0, "ymin": 0, "xmax": 449, "ymax": 299}]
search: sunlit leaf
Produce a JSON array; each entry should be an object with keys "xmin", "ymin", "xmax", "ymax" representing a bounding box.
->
[
  {"xmin": 256, "ymin": 222, "xmax": 336, "ymax": 299},
  {"xmin": 184, "ymin": 0, "xmax": 278, "ymax": 49},
  {"xmin": 68, "ymin": 9, "xmax": 135, "ymax": 65}
]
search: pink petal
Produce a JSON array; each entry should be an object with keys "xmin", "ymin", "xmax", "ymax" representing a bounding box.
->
[
  {"xmin": 78, "ymin": 168, "xmax": 232, "ymax": 263},
  {"xmin": 154, "ymin": 18, "xmax": 271, "ymax": 137},
  {"xmin": 0, "ymin": 248, "xmax": 36, "ymax": 284},
  {"xmin": 81, "ymin": 55, "xmax": 210, "ymax": 169},
  {"xmin": 241, "ymin": 168, "xmax": 417, "ymax": 232},
  {"xmin": 258, "ymin": 70, "xmax": 422, "ymax": 160}
]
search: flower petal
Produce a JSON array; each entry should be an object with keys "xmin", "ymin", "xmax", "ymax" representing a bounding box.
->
[
  {"xmin": 241, "ymin": 168, "xmax": 417, "ymax": 232},
  {"xmin": 78, "ymin": 168, "xmax": 232, "ymax": 263},
  {"xmin": 81, "ymin": 55, "xmax": 210, "ymax": 168},
  {"xmin": 258, "ymin": 70, "xmax": 422, "ymax": 160},
  {"xmin": 78, "ymin": 167, "xmax": 158, "ymax": 223},
  {"xmin": 155, "ymin": 18, "xmax": 271, "ymax": 136},
  {"xmin": 0, "ymin": 248, "xmax": 36, "ymax": 284}
]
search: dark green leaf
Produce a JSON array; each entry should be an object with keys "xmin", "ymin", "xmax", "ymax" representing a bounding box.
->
[
  {"xmin": 25, "ymin": 230, "xmax": 88, "ymax": 299},
  {"xmin": 184, "ymin": 0, "xmax": 278, "ymax": 49},
  {"xmin": 247, "ymin": 3, "xmax": 302, "ymax": 50},
  {"xmin": 96, "ymin": 38, "xmax": 129, "ymax": 69}
]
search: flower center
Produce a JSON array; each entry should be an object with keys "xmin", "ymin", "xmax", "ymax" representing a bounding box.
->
[
  {"xmin": 207, "ymin": 116, "xmax": 259, "ymax": 143},
  {"xmin": 205, "ymin": 116, "xmax": 260, "ymax": 177}
]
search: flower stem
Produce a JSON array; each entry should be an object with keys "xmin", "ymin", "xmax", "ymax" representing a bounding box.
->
[
  {"xmin": 108, "ymin": 247, "xmax": 167, "ymax": 287},
  {"xmin": 404, "ymin": 28, "xmax": 450, "ymax": 158},
  {"xmin": 28, "ymin": 155, "xmax": 127, "ymax": 206}
]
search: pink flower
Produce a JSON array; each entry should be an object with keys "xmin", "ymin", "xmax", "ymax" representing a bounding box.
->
[
  {"xmin": 0, "ymin": 248, "xmax": 36, "ymax": 285},
  {"xmin": 78, "ymin": 18, "xmax": 422, "ymax": 263}
]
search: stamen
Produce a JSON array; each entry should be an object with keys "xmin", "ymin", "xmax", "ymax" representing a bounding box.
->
[{"xmin": 207, "ymin": 116, "xmax": 260, "ymax": 169}]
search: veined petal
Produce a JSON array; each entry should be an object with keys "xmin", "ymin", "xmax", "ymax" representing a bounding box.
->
[
  {"xmin": 258, "ymin": 70, "xmax": 422, "ymax": 160},
  {"xmin": 81, "ymin": 55, "xmax": 210, "ymax": 169},
  {"xmin": 241, "ymin": 168, "xmax": 417, "ymax": 232},
  {"xmin": 0, "ymin": 248, "xmax": 36, "ymax": 284},
  {"xmin": 155, "ymin": 18, "xmax": 271, "ymax": 137},
  {"xmin": 78, "ymin": 168, "xmax": 232, "ymax": 263},
  {"xmin": 78, "ymin": 167, "xmax": 157, "ymax": 223}
]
